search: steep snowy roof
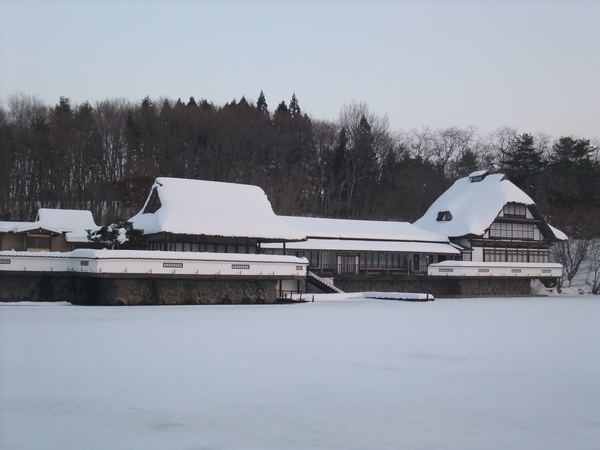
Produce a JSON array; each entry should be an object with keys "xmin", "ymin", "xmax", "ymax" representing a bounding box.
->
[
  {"xmin": 277, "ymin": 216, "xmax": 451, "ymax": 243},
  {"xmin": 129, "ymin": 178, "xmax": 306, "ymax": 241},
  {"xmin": 36, "ymin": 208, "xmax": 98, "ymax": 232},
  {"xmin": 413, "ymin": 173, "xmax": 537, "ymax": 238}
]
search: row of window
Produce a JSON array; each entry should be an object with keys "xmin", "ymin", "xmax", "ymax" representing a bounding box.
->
[
  {"xmin": 489, "ymin": 222, "xmax": 535, "ymax": 240},
  {"xmin": 264, "ymin": 250, "xmax": 421, "ymax": 269},
  {"xmin": 484, "ymin": 248, "xmax": 549, "ymax": 263},
  {"xmin": 359, "ymin": 252, "xmax": 408, "ymax": 268},
  {"xmin": 289, "ymin": 251, "xmax": 412, "ymax": 269},
  {"xmin": 503, "ymin": 203, "xmax": 528, "ymax": 218},
  {"xmin": 148, "ymin": 242, "xmax": 255, "ymax": 254}
]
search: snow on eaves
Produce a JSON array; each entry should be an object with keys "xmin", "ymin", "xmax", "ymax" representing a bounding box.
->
[
  {"xmin": 0, "ymin": 221, "xmax": 67, "ymax": 235},
  {"xmin": 129, "ymin": 178, "xmax": 306, "ymax": 241},
  {"xmin": 413, "ymin": 173, "xmax": 535, "ymax": 238},
  {"xmin": 432, "ymin": 260, "xmax": 563, "ymax": 269},
  {"xmin": 69, "ymin": 248, "xmax": 307, "ymax": 264},
  {"xmin": 548, "ymin": 224, "xmax": 569, "ymax": 241},
  {"xmin": 0, "ymin": 248, "xmax": 308, "ymax": 264},
  {"xmin": 262, "ymin": 238, "xmax": 460, "ymax": 254},
  {"xmin": 0, "ymin": 210, "xmax": 99, "ymax": 237}
]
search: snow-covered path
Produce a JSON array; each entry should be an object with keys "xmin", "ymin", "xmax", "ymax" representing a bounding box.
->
[{"xmin": 1, "ymin": 297, "xmax": 599, "ymax": 449}]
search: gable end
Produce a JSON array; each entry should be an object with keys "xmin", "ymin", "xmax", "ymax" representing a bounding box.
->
[{"xmin": 143, "ymin": 188, "xmax": 162, "ymax": 214}]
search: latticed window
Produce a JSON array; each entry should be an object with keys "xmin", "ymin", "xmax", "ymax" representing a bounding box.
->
[
  {"xmin": 503, "ymin": 203, "xmax": 527, "ymax": 218},
  {"xmin": 26, "ymin": 235, "xmax": 51, "ymax": 250},
  {"xmin": 484, "ymin": 248, "xmax": 548, "ymax": 262},
  {"xmin": 528, "ymin": 249, "xmax": 549, "ymax": 263},
  {"xmin": 484, "ymin": 248, "xmax": 506, "ymax": 262},
  {"xmin": 489, "ymin": 222, "xmax": 534, "ymax": 239}
]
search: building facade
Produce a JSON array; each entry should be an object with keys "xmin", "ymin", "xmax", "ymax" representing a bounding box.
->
[
  {"xmin": 413, "ymin": 170, "xmax": 567, "ymax": 264},
  {"xmin": 262, "ymin": 216, "xmax": 460, "ymax": 277}
]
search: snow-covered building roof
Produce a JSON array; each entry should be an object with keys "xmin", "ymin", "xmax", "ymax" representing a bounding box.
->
[
  {"xmin": 413, "ymin": 172, "xmax": 566, "ymax": 240},
  {"xmin": 36, "ymin": 208, "xmax": 98, "ymax": 232},
  {"xmin": 0, "ymin": 209, "xmax": 99, "ymax": 246},
  {"xmin": 15, "ymin": 222, "xmax": 63, "ymax": 234},
  {"xmin": 129, "ymin": 177, "xmax": 306, "ymax": 242},
  {"xmin": 0, "ymin": 209, "xmax": 98, "ymax": 237},
  {"xmin": 262, "ymin": 216, "xmax": 460, "ymax": 254},
  {"xmin": 276, "ymin": 216, "xmax": 450, "ymax": 243},
  {"xmin": 265, "ymin": 238, "xmax": 460, "ymax": 255}
]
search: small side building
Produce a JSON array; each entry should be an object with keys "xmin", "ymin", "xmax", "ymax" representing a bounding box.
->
[{"xmin": 0, "ymin": 208, "xmax": 99, "ymax": 252}]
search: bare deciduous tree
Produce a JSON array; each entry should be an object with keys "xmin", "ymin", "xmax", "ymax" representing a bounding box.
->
[
  {"xmin": 551, "ymin": 239, "xmax": 592, "ymax": 290},
  {"xmin": 586, "ymin": 238, "xmax": 600, "ymax": 294}
]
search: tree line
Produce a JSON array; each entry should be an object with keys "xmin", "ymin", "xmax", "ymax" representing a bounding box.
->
[{"xmin": 1, "ymin": 92, "xmax": 598, "ymax": 240}]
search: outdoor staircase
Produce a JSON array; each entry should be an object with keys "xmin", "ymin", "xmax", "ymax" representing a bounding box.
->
[{"xmin": 307, "ymin": 271, "xmax": 345, "ymax": 294}]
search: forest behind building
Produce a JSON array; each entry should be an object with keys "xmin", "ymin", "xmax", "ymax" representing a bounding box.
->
[{"xmin": 1, "ymin": 92, "xmax": 599, "ymax": 240}]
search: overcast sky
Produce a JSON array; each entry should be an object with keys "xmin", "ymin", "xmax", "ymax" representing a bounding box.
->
[{"xmin": 1, "ymin": 0, "xmax": 598, "ymax": 138}]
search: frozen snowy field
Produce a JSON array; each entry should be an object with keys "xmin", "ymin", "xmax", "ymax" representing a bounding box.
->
[{"xmin": 1, "ymin": 297, "xmax": 599, "ymax": 450}]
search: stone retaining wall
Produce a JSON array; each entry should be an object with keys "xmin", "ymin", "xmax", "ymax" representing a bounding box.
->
[
  {"xmin": 335, "ymin": 277, "xmax": 532, "ymax": 297},
  {"xmin": 0, "ymin": 274, "xmax": 75, "ymax": 303},
  {"xmin": 1, "ymin": 273, "xmax": 534, "ymax": 304},
  {"xmin": 0, "ymin": 273, "xmax": 278, "ymax": 305}
]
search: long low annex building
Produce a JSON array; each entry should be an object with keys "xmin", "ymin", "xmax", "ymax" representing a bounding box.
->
[{"xmin": 261, "ymin": 216, "xmax": 460, "ymax": 276}]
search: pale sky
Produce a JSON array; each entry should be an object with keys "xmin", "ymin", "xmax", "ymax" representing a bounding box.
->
[{"xmin": 1, "ymin": 0, "xmax": 598, "ymax": 138}]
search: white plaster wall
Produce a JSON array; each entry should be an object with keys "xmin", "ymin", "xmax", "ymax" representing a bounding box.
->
[
  {"xmin": 472, "ymin": 247, "xmax": 484, "ymax": 261},
  {"xmin": 0, "ymin": 251, "xmax": 307, "ymax": 278},
  {"xmin": 0, "ymin": 254, "xmax": 71, "ymax": 272},
  {"xmin": 428, "ymin": 262, "xmax": 562, "ymax": 278}
]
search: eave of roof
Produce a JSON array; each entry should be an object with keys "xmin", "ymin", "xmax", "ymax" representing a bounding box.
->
[{"xmin": 262, "ymin": 238, "xmax": 460, "ymax": 254}]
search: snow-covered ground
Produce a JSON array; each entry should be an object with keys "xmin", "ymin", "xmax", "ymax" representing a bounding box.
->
[{"xmin": 1, "ymin": 297, "xmax": 599, "ymax": 450}]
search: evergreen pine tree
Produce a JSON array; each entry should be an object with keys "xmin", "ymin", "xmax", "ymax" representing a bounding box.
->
[
  {"xmin": 257, "ymin": 90, "xmax": 269, "ymax": 117},
  {"xmin": 289, "ymin": 93, "xmax": 301, "ymax": 118}
]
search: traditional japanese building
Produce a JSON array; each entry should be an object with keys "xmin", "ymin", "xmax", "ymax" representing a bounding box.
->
[
  {"xmin": 413, "ymin": 170, "xmax": 567, "ymax": 263},
  {"xmin": 0, "ymin": 208, "xmax": 99, "ymax": 252},
  {"xmin": 0, "ymin": 173, "xmax": 567, "ymax": 300},
  {"xmin": 129, "ymin": 177, "xmax": 306, "ymax": 253}
]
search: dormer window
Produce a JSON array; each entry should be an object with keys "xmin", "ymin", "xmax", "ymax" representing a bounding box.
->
[
  {"xmin": 436, "ymin": 211, "xmax": 453, "ymax": 221},
  {"xmin": 468, "ymin": 170, "xmax": 489, "ymax": 183},
  {"xmin": 143, "ymin": 188, "xmax": 162, "ymax": 214}
]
